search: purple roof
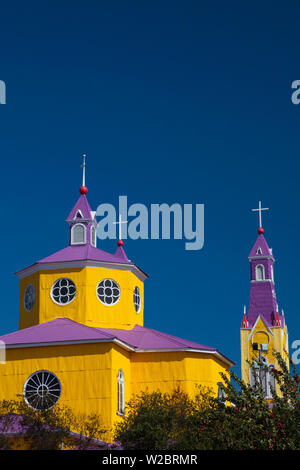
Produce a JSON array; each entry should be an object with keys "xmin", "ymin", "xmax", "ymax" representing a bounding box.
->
[
  {"xmin": 248, "ymin": 234, "xmax": 275, "ymax": 260},
  {"xmin": 0, "ymin": 319, "xmax": 233, "ymax": 362},
  {"xmin": 37, "ymin": 244, "xmax": 131, "ymax": 265},
  {"xmin": 66, "ymin": 194, "xmax": 94, "ymax": 221}
]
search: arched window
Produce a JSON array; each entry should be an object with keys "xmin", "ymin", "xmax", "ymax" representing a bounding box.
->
[
  {"xmin": 118, "ymin": 369, "xmax": 125, "ymax": 415},
  {"xmin": 217, "ymin": 382, "xmax": 226, "ymax": 405},
  {"xmin": 250, "ymin": 356, "xmax": 274, "ymax": 397},
  {"xmin": 255, "ymin": 264, "xmax": 265, "ymax": 281},
  {"xmin": 268, "ymin": 364, "xmax": 276, "ymax": 396},
  {"xmin": 71, "ymin": 223, "xmax": 86, "ymax": 245},
  {"xmin": 90, "ymin": 225, "xmax": 96, "ymax": 247}
]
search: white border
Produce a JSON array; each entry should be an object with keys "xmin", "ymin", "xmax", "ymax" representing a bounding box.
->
[
  {"xmin": 50, "ymin": 278, "xmax": 77, "ymax": 306},
  {"xmin": 90, "ymin": 225, "xmax": 96, "ymax": 247},
  {"xmin": 23, "ymin": 369, "xmax": 62, "ymax": 410},
  {"xmin": 133, "ymin": 286, "xmax": 141, "ymax": 314},
  {"xmin": 71, "ymin": 223, "xmax": 87, "ymax": 245},
  {"xmin": 16, "ymin": 260, "xmax": 148, "ymax": 283},
  {"xmin": 96, "ymin": 278, "xmax": 121, "ymax": 307},
  {"xmin": 4, "ymin": 339, "xmax": 235, "ymax": 367}
]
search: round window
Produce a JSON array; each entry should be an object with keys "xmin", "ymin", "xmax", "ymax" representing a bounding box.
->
[
  {"xmin": 133, "ymin": 286, "xmax": 141, "ymax": 313},
  {"xmin": 24, "ymin": 284, "xmax": 35, "ymax": 311},
  {"xmin": 51, "ymin": 278, "xmax": 76, "ymax": 305},
  {"xmin": 24, "ymin": 370, "xmax": 61, "ymax": 410},
  {"xmin": 97, "ymin": 279, "xmax": 120, "ymax": 305}
]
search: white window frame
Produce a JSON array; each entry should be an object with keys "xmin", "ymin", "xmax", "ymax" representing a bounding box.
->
[
  {"xmin": 50, "ymin": 278, "xmax": 77, "ymax": 305},
  {"xmin": 117, "ymin": 369, "xmax": 125, "ymax": 415},
  {"xmin": 250, "ymin": 356, "xmax": 274, "ymax": 398},
  {"xmin": 90, "ymin": 225, "xmax": 96, "ymax": 247},
  {"xmin": 24, "ymin": 284, "xmax": 35, "ymax": 312},
  {"xmin": 217, "ymin": 382, "xmax": 226, "ymax": 405},
  {"xmin": 133, "ymin": 286, "xmax": 141, "ymax": 313},
  {"xmin": 71, "ymin": 223, "xmax": 86, "ymax": 245},
  {"xmin": 255, "ymin": 264, "xmax": 265, "ymax": 281},
  {"xmin": 270, "ymin": 265, "xmax": 274, "ymax": 283},
  {"xmin": 96, "ymin": 279, "xmax": 121, "ymax": 306}
]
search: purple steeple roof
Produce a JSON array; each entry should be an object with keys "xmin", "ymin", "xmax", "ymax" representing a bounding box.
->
[
  {"xmin": 15, "ymin": 188, "xmax": 148, "ymax": 278},
  {"xmin": 66, "ymin": 194, "xmax": 94, "ymax": 221},
  {"xmin": 248, "ymin": 233, "xmax": 275, "ymax": 260},
  {"xmin": 245, "ymin": 230, "xmax": 283, "ymax": 329}
]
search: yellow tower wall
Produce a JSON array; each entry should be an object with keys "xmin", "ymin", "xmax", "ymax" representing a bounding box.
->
[
  {"xmin": 241, "ymin": 316, "xmax": 289, "ymax": 395},
  {"xmin": 19, "ymin": 266, "xmax": 144, "ymax": 330}
]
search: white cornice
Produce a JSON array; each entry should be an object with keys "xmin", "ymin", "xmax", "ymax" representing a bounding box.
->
[
  {"xmin": 15, "ymin": 260, "xmax": 148, "ymax": 282},
  {"xmin": 2, "ymin": 339, "xmax": 234, "ymax": 367}
]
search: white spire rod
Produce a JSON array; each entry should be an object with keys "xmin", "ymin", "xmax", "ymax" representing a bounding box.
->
[
  {"xmin": 252, "ymin": 201, "xmax": 269, "ymax": 228},
  {"xmin": 81, "ymin": 154, "xmax": 86, "ymax": 187},
  {"xmin": 113, "ymin": 214, "xmax": 128, "ymax": 240}
]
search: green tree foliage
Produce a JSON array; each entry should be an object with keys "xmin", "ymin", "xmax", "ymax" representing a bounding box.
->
[
  {"xmin": 114, "ymin": 353, "xmax": 300, "ymax": 450},
  {"xmin": 0, "ymin": 397, "xmax": 108, "ymax": 450}
]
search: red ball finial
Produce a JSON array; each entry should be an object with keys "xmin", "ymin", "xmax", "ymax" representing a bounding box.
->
[
  {"xmin": 258, "ymin": 227, "xmax": 264, "ymax": 234},
  {"xmin": 117, "ymin": 239, "xmax": 124, "ymax": 247},
  {"xmin": 80, "ymin": 186, "xmax": 88, "ymax": 195}
]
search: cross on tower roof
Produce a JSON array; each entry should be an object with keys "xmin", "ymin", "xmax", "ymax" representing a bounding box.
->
[
  {"xmin": 252, "ymin": 201, "xmax": 269, "ymax": 234},
  {"xmin": 113, "ymin": 214, "xmax": 128, "ymax": 246}
]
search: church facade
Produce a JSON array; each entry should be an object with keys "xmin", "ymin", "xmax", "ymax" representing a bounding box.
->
[{"xmin": 0, "ymin": 167, "xmax": 234, "ymax": 441}]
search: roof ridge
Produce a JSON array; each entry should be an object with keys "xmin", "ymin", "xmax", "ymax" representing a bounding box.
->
[
  {"xmin": 0, "ymin": 318, "xmax": 116, "ymax": 342},
  {"xmin": 55, "ymin": 318, "xmax": 116, "ymax": 339}
]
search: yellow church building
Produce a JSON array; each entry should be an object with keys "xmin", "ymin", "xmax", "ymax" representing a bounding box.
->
[{"xmin": 0, "ymin": 160, "xmax": 234, "ymax": 441}]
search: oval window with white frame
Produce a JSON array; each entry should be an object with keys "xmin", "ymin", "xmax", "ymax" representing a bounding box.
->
[
  {"xmin": 51, "ymin": 278, "xmax": 76, "ymax": 305},
  {"xmin": 97, "ymin": 279, "xmax": 120, "ymax": 305},
  {"xmin": 24, "ymin": 284, "xmax": 35, "ymax": 311},
  {"xmin": 24, "ymin": 370, "xmax": 61, "ymax": 411},
  {"xmin": 133, "ymin": 286, "xmax": 141, "ymax": 313}
]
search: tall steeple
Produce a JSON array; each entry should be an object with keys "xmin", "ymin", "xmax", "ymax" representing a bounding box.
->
[
  {"xmin": 240, "ymin": 202, "xmax": 289, "ymax": 396},
  {"xmin": 242, "ymin": 201, "xmax": 283, "ymax": 329}
]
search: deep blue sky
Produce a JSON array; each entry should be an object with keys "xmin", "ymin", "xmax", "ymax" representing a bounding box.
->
[{"xmin": 0, "ymin": 1, "xmax": 300, "ymax": 375}]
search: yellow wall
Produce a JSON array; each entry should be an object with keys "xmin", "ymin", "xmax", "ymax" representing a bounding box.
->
[
  {"xmin": 241, "ymin": 316, "xmax": 289, "ymax": 395},
  {"xmin": 0, "ymin": 343, "xmax": 230, "ymax": 442},
  {"xmin": 0, "ymin": 343, "xmax": 114, "ymax": 441},
  {"xmin": 130, "ymin": 351, "xmax": 230, "ymax": 398},
  {"xmin": 19, "ymin": 266, "xmax": 144, "ymax": 330}
]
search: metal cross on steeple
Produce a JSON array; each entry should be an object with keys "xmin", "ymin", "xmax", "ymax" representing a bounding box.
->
[
  {"xmin": 252, "ymin": 201, "xmax": 269, "ymax": 229},
  {"xmin": 81, "ymin": 154, "xmax": 86, "ymax": 187},
  {"xmin": 113, "ymin": 214, "xmax": 128, "ymax": 241}
]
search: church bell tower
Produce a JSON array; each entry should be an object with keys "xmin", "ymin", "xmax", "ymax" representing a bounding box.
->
[{"xmin": 240, "ymin": 202, "xmax": 289, "ymax": 397}]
